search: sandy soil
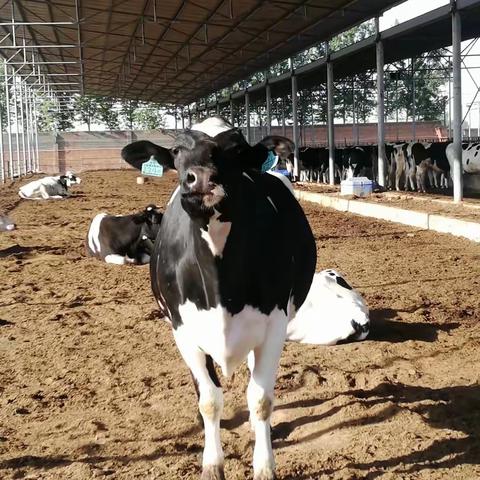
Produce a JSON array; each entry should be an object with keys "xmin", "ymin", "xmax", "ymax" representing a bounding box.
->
[
  {"xmin": 1, "ymin": 170, "xmax": 480, "ymax": 480},
  {"xmin": 296, "ymin": 181, "xmax": 480, "ymax": 222}
]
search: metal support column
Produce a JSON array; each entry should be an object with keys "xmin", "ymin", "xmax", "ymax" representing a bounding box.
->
[
  {"xmin": 19, "ymin": 78, "xmax": 27, "ymax": 175},
  {"xmin": 376, "ymin": 17, "xmax": 386, "ymax": 187},
  {"xmin": 0, "ymin": 93, "xmax": 4, "ymax": 183},
  {"xmin": 281, "ymin": 97, "xmax": 286, "ymax": 137},
  {"xmin": 452, "ymin": 2, "xmax": 463, "ymax": 203},
  {"xmin": 326, "ymin": 42, "xmax": 335, "ymax": 185},
  {"xmin": 266, "ymin": 82, "xmax": 272, "ymax": 135},
  {"xmin": 412, "ymin": 59, "xmax": 416, "ymax": 141},
  {"xmin": 12, "ymin": 72, "xmax": 21, "ymax": 177},
  {"xmin": 245, "ymin": 91, "xmax": 251, "ymax": 143},
  {"xmin": 181, "ymin": 107, "xmax": 185, "ymax": 129},
  {"xmin": 291, "ymin": 74, "xmax": 300, "ymax": 180},
  {"xmin": 229, "ymin": 97, "xmax": 234, "ymax": 126},
  {"xmin": 4, "ymin": 61, "xmax": 13, "ymax": 179}
]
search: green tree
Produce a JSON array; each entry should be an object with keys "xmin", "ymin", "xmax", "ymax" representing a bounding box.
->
[
  {"xmin": 134, "ymin": 102, "xmax": 165, "ymax": 130},
  {"xmin": 96, "ymin": 96, "xmax": 119, "ymax": 130},
  {"xmin": 73, "ymin": 95, "xmax": 99, "ymax": 131},
  {"xmin": 120, "ymin": 99, "xmax": 139, "ymax": 130}
]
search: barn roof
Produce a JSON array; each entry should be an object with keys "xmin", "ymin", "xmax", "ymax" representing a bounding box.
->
[{"xmin": 0, "ymin": 0, "xmax": 404, "ymax": 104}]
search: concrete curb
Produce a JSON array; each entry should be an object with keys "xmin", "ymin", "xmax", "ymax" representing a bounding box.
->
[{"xmin": 294, "ymin": 189, "xmax": 480, "ymax": 243}]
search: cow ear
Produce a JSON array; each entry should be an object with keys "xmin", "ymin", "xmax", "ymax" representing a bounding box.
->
[{"xmin": 121, "ymin": 140, "xmax": 175, "ymax": 171}]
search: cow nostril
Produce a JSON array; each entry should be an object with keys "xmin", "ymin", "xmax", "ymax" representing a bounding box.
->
[{"xmin": 186, "ymin": 172, "xmax": 197, "ymax": 185}]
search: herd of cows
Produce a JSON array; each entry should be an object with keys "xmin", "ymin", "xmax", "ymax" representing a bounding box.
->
[{"xmin": 299, "ymin": 140, "xmax": 480, "ymax": 192}]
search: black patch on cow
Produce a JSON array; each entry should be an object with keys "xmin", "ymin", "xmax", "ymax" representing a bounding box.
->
[
  {"xmin": 336, "ymin": 276, "xmax": 352, "ymax": 290},
  {"xmin": 206, "ymin": 355, "xmax": 221, "ymax": 388},
  {"xmin": 475, "ymin": 151, "xmax": 478, "ymax": 157},
  {"xmin": 328, "ymin": 271, "xmax": 335, "ymax": 276},
  {"xmin": 467, "ymin": 159, "xmax": 470, "ymax": 165}
]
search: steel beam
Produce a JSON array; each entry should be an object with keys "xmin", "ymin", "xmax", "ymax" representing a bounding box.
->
[
  {"xmin": 452, "ymin": 3, "xmax": 463, "ymax": 203},
  {"xmin": 376, "ymin": 17, "xmax": 386, "ymax": 187},
  {"xmin": 245, "ymin": 91, "xmax": 251, "ymax": 143},
  {"xmin": 266, "ymin": 82, "xmax": 271, "ymax": 135},
  {"xmin": 291, "ymin": 74, "xmax": 300, "ymax": 180},
  {"xmin": 326, "ymin": 42, "xmax": 335, "ymax": 185}
]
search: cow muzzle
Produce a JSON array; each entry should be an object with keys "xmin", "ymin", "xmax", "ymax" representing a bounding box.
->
[{"xmin": 184, "ymin": 167, "xmax": 224, "ymax": 208}]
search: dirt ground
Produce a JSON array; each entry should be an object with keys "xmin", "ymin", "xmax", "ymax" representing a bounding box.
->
[
  {"xmin": 296, "ymin": 181, "xmax": 480, "ymax": 222},
  {"xmin": 1, "ymin": 170, "xmax": 480, "ymax": 480}
]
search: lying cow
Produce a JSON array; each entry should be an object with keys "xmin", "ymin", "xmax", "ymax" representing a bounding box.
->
[
  {"xmin": 19, "ymin": 171, "xmax": 81, "ymax": 200},
  {"xmin": 286, "ymin": 269, "xmax": 369, "ymax": 345},
  {"xmin": 86, "ymin": 205, "xmax": 163, "ymax": 265},
  {"xmin": 0, "ymin": 214, "xmax": 15, "ymax": 232}
]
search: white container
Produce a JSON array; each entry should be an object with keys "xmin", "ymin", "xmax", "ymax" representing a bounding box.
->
[{"xmin": 340, "ymin": 177, "xmax": 373, "ymax": 197}]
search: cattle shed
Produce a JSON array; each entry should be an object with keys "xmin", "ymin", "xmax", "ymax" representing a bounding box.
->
[{"xmin": 1, "ymin": 0, "xmax": 480, "ymax": 202}]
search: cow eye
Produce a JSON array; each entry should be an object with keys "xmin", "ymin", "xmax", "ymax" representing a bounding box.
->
[{"xmin": 173, "ymin": 147, "xmax": 182, "ymax": 155}]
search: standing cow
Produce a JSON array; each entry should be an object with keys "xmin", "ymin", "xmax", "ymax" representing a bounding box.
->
[
  {"xmin": 447, "ymin": 142, "xmax": 480, "ymax": 175},
  {"xmin": 121, "ymin": 117, "xmax": 316, "ymax": 480}
]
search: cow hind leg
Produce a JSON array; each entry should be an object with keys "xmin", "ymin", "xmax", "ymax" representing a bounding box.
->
[
  {"xmin": 247, "ymin": 316, "xmax": 287, "ymax": 480},
  {"xmin": 173, "ymin": 329, "xmax": 224, "ymax": 480}
]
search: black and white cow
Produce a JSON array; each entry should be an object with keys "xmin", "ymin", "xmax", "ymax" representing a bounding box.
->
[
  {"xmin": 286, "ymin": 269, "xmax": 369, "ymax": 345},
  {"xmin": 447, "ymin": 142, "xmax": 480, "ymax": 175},
  {"xmin": 86, "ymin": 205, "xmax": 163, "ymax": 265},
  {"xmin": 121, "ymin": 117, "xmax": 316, "ymax": 480},
  {"xmin": 19, "ymin": 171, "xmax": 81, "ymax": 200},
  {"xmin": 0, "ymin": 214, "xmax": 15, "ymax": 232}
]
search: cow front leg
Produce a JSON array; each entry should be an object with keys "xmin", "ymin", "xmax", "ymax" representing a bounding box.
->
[
  {"xmin": 173, "ymin": 329, "xmax": 224, "ymax": 480},
  {"xmin": 247, "ymin": 317, "xmax": 287, "ymax": 480}
]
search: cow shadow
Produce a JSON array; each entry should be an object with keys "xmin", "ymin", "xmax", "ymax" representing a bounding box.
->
[
  {"xmin": 272, "ymin": 382, "xmax": 480, "ymax": 478},
  {"xmin": 0, "ymin": 244, "xmax": 65, "ymax": 258},
  {"xmin": 368, "ymin": 308, "xmax": 460, "ymax": 343}
]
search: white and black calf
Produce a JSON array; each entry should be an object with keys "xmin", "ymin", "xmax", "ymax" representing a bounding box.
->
[
  {"xmin": 447, "ymin": 142, "xmax": 480, "ymax": 175},
  {"xmin": 122, "ymin": 117, "xmax": 316, "ymax": 480},
  {"xmin": 86, "ymin": 205, "xmax": 163, "ymax": 265},
  {"xmin": 19, "ymin": 171, "xmax": 81, "ymax": 200},
  {"xmin": 286, "ymin": 269, "xmax": 369, "ymax": 345},
  {"xmin": 0, "ymin": 214, "xmax": 15, "ymax": 231}
]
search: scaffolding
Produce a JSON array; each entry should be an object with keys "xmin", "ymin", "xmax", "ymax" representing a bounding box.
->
[{"xmin": 0, "ymin": 0, "xmax": 82, "ymax": 182}]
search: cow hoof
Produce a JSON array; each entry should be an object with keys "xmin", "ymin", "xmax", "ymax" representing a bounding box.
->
[
  {"xmin": 254, "ymin": 468, "xmax": 276, "ymax": 480},
  {"xmin": 201, "ymin": 465, "xmax": 225, "ymax": 480}
]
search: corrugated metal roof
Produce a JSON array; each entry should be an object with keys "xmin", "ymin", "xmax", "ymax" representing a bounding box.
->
[{"xmin": 0, "ymin": 0, "xmax": 403, "ymax": 104}]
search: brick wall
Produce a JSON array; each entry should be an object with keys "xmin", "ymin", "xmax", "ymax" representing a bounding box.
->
[{"xmin": 35, "ymin": 122, "xmax": 448, "ymax": 174}]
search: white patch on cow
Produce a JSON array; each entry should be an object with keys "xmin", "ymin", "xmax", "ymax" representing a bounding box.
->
[
  {"xmin": 286, "ymin": 270, "xmax": 369, "ymax": 345},
  {"xmin": 267, "ymin": 170, "xmax": 294, "ymax": 195},
  {"xmin": 242, "ymin": 172, "xmax": 254, "ymax": 182},
  {"xmin": 192, "ymin": 117, "xmax": 233, "ymax": 138},
  {"xmin": 203, "ymin": 184, "xmax": 226, "ymax": 208},
  {"xmin": 87, "ymin": 213, "xmax": 107, "ymax": 255},
  {"xmin": 104, "ymin": 254, "xmax": 127, "ymax": 265},
  {"xmin": 167, "ymin": 185, "xmax": 180, "ymax": 205},
  {"xmin": 200, "ymin": 209, "xmax": 231, "ymax": 258},
  {"xmin": 266, "ymin": 196, "xmax": 278, "ymax": 213},
  {"xmin": 177, "ymin": 301, "xmax": 290, "ymax": 377},
  {"xmin": 125, "ymin": 256, "xmax": 137, "ymax": 264},
  {"xmin": 5, "ymin": 223, "xmax": 14, "ymax": 231}
]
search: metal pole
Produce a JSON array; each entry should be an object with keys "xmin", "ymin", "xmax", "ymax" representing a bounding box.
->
[
  {"xmin": 412, "ymin": 59, "xmax": 416, "ymax": 141},
  {"xmin": 12, "ymin": 72, "xmax": 21, "ymax": 177},
  {"xmin": 245, "ymin": 91, "xmax": 251, "ymax": 143},
  {"xmin": 230, "ymin": 97, "xmax": 234, "ymax": 126},
  {"xmin": 281, "ymin": 97, "xmax": 286, "ymax": 137},
  {"xmin": 4, "ymin": 61, "xmax": 13, "ymax": 179},
  {"xmin": 0, "ymin": 89, "xmax": 3, "ymax": 183},
  {"xmin": 452, "ymin": 3, "xmax": 463, "ymax": 203},
  {"xmin": 188, "ymin": 104, "xmax": 192, "ymax": 127},
  {"xmin": 19, "ymin": 78, "xmax": 27, "ymax": 176},
  {"xmin": 25, "ymin": 85, "xmax": 32, "ymax": 172},
  {"xmin": 376, "ymin": 17, "xmax": 386, "ymax": 187},
  {"xmin": 326, "ymin": 41, "xmax": 335, "ymax": 185},
  {"xmin": 174, "ymin": 106, "xmax": 177, "ymax": 131},
  {"xmin": 181, "ymin": 107, "xmax": 185, "ymax": 129},
  {"xmin": 266, "ymin": 82, "xmax": 272, "ymax": 135},
  {"xmin": 291, "ymin": 74, "xmax": 300, "ymax": 179},
  {"xmin": 448, "ymin": 60, "xmax": 452, "ymax": 138}
]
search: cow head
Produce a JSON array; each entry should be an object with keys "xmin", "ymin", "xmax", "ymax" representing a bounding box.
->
[
  {"xmin": 139, "ymin": 204, "xmax": 163, "ymax": 242},
  {"xmin": 64, "ymin": 171, "xmax": 81, "ymax": 186},
  {"xmin": 121, "ymin": 116, "xmax": 295, "ymax": 221},
  {"xmin": 0, "ymin": 214, "xmax": 15, "ymax": 231}
]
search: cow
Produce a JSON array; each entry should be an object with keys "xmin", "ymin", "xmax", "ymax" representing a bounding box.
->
[
  {"xmin": 86, "ymin": 205, "xmax": 163, "ymax": 265},
  {"xmin": 286, "ymin": 269, "xmax": 369, "ymax": 345},
  {"xmin": 299, "ymin": 147, "xmax": 329, "ymax": 183},
  {"xmin": 446, "ymin": 142, "xmax": 480, "ymax": 176},
  {"xmin": 19, "ymin": 171, "xmax": 81, "ymax": 200},
  {"xmin": 343, "ymin": 146, "xmax": 373, "ymax": 179},
  {"xmin": 121, "ymin": 116, "xmax": 317, "ymax": 480},
  {"xmin": 0, "ymin": 214, "xmax": 15, "ymax": 232}
]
